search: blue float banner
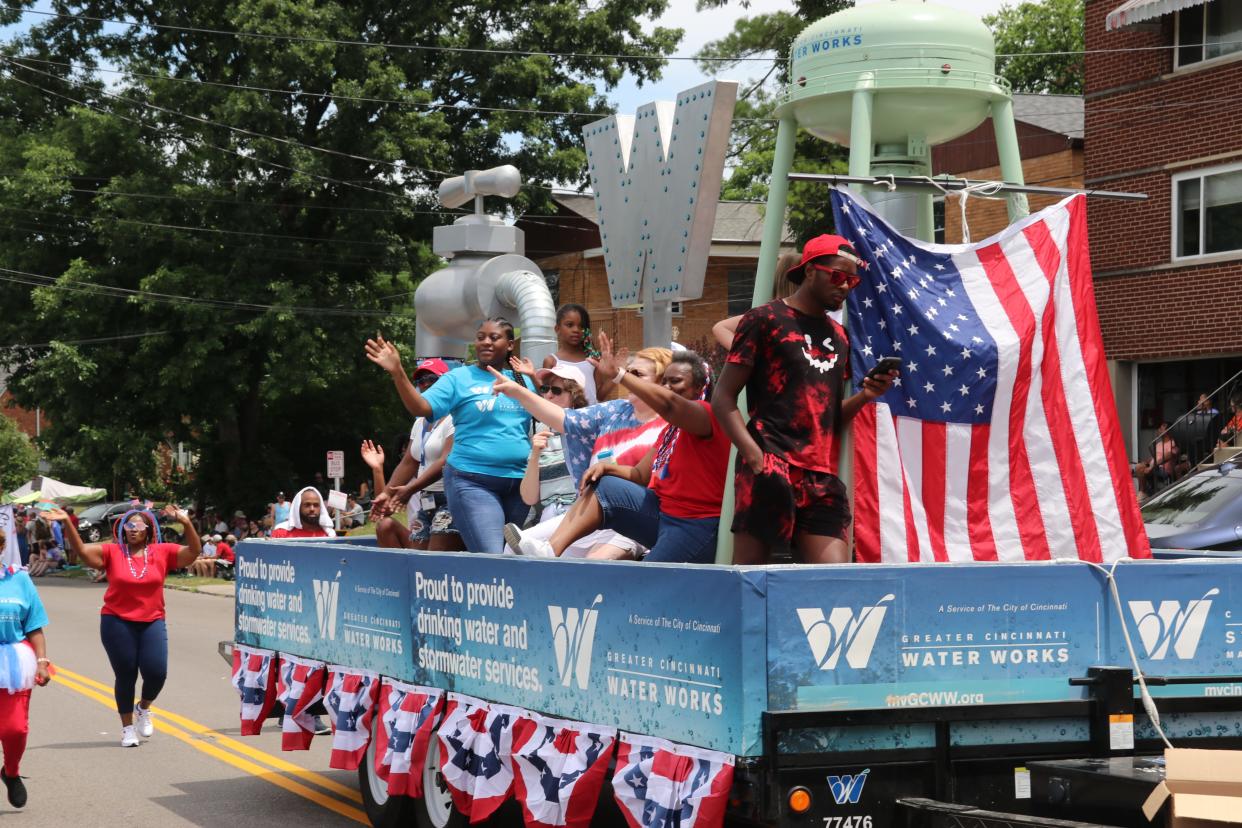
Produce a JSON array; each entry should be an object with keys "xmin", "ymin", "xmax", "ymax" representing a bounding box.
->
[
  {"xmin": 234, "ymin": 541, "xmax": 413, "ymax": 680},
  {"xmin": 234, "ymin": 542, "xmax": 1242, "ymax": 758},
  {"xmin": 233, "ymin": 541, "xmax": 769, "ymax": 755},
  {"xmin": 766, "ymin": 559, "xmax": 1242, "ymax": 714}
]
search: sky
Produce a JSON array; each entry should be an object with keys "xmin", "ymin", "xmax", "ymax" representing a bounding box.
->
[{"xmin": 610, "ymin": 0, "xmax": 1011, "ymax": 113}]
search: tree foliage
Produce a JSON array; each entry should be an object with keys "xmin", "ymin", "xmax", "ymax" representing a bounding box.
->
[
  {"xmin": 0, "ymin": 0, "xmax": 679, "ymax": 512},
  {"xmin": 985, "ymin": 0, "xmax": 1084, "ymax": 95},
  {"xmin": 0, "ymin": 414, "xmax": 38, "ymax": 492}
]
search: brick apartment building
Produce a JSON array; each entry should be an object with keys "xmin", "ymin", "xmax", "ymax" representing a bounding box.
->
[
  {"xmin": 1086, "ymin": 0, "xmax": 1242, "ymax": 460},
  {"xmin": 0, "ymin": 368, "xmax": 42, "ymax": 439}
]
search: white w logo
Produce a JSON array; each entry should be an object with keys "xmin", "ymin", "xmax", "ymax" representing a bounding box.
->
[
  {"xmin": 798, "ymin": 594, "xmax": 895, "ymax": 670},
  {"xmin": 312, "ymin": 575, "xmax": 341, "ymax": 641},
  {"xmin": 1127, "ymin": 588, "xmax": 1219, "ymax": 660},
  {"xmin": 548, "ymin": 595, "xmax": 603, "ymax": 690},
  {"xmin": 475, "ymin": 398, "xmax": 497, "ymax": 413}
]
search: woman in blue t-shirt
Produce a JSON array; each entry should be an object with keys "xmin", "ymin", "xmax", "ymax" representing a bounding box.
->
[
  {"xmin": 0, "ymin": 533, "xmax": 51, "ymax": 809},
  {"xmin": 367, "ymin": 318, "xmax": 534, "ymax": 553}
]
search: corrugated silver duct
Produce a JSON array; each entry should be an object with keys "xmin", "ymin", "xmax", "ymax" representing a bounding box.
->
[{"xmin": 495, "ymin": 269, "xmax": 557, "ymax": 369}]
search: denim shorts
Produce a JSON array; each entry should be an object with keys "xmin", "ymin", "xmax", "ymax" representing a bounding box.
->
[
  {"xmin": 593, "ymin": 477, "xmax": 718, "ymax": 565},
  {"xmin": 407, "ymin": 491, "xmax": 457, "ymax": 543}
]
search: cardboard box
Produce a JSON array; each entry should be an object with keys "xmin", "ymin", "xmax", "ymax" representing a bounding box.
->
[{"xmin": 1143, "ymin": 749, "xmax": 1242, "ymax": 827}]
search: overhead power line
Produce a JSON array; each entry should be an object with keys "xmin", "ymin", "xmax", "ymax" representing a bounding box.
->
[
  {"xmin": 0, "ymin": 265, "xmax": 413, "ymax": 318},
  {"xmin": 0, "ymin": 66, "xmax": 411, "ymax": 203},
  {"xmin": 0, "ymin": 5, "xmax": 765, "ymax": 63},
  {"xmin": 2, "ymin": 56, "xmax": 447, "ymax": 183},
  {"xmin": 3, "ymin": 4, "xmax": 1239, "ymax": 62}
]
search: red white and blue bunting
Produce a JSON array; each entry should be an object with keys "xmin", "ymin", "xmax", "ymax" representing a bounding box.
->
[
  {"xmin": 612, "ymin": 733, "xmax": 734, "ymax": 828},
  {"xmin": 231, "ymin": 645, "xmax": 278, "ymax": 736},
  {"xmin": 276, "ymin": 654, "xmax": 327, "ymax": 751},
  {"xmin": 324, "ymin": 665, "xmax": 381, "ymax": 771},
  {"xmin": 234, "ymin": 645, "xmax": 732, "ymax": 828},
  {"xmin": 437, "ymin": 693, "xmax": 524, "ymax": 823},
  {"xmin": 512, "ymin": 713, "xmax": 617, "ymax": 828},
  {"xmin": 375, "ymin": 681, "xmax": 443, "ymax": 797}
]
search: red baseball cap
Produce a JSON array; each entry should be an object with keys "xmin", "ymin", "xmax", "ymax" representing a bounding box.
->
[
  {"xmin": 786, "ymin": 234, "xmax": 866, "ymax": 284},
  {"xmin": 413, "ymin": 358, "xmax": 450, "ymax": 377}
]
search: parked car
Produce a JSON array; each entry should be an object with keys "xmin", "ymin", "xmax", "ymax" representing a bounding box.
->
[
  {"xmin": 1142, "ymin": 465, "xmax": 1242, "ymax": 551},
  {"xmin": 74, "ymin": 501, "xmax": 184, "ymax": 543}
]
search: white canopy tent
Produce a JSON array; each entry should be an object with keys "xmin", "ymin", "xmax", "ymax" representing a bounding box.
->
[{"xmin": 3, "ymin": 475, "xmax": 106, "ymax": 506}]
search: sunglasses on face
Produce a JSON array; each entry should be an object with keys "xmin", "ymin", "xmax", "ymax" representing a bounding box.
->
[
  {"xmin": 626, "ymin": 369, "xmax": 649, "ymax": 379},
  {"xmin": 540, "ymin": 385, "xmax": 567, "ymax": 396},
  {"xmin": 124, "ymin": 522, "xmax": 147, "ymax": 532},
  {"xmin": 807, "ymin": 262, "xmax": 861, "ymax": 289},
  {"xmin": 415, "ymin": 375, "xmax": 437, "ymax": 388}
]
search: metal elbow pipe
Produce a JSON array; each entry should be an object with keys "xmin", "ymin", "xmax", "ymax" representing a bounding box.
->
[{"xmin": 494, "ymin": 269, "xmax": 557, "ymax": 369}]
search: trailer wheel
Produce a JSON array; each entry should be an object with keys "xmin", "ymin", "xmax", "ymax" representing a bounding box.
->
[
  {"xmin": 357, "ymin": 713, "xmax": 418, "ymax": 827},
  {"xmin": 413, "ymin": 746, "xmax": 465, "ymax": 828}
]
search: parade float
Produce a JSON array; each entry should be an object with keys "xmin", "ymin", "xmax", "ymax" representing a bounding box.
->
[{"xmin": 230, "ymin": 3, "xmax": 1242, "ymax": 826}]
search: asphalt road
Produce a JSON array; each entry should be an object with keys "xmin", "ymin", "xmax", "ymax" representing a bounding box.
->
[{"xmin": 14, "ymin": 577, "xmax": 365, "ymax": 826}]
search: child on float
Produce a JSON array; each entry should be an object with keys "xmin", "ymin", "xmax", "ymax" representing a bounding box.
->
[{"xmin": 542, "ymin": 303, "xmax": 614, "ymax": 404}]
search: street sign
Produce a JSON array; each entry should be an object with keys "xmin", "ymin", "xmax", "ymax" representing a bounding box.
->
[{"xmin": 326, "ymin": 450, "xmax": 344, "ymax": 480}]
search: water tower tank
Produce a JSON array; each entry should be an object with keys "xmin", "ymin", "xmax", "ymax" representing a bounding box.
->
[{"xmin": 779, "ymin": 1, "xmax": 1009, "ymax": 147}]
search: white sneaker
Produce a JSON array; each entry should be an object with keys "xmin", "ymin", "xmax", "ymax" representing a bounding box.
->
[
  {"xmin": 120, "ymin": 725, "xmax": 139, "ymax": 747},
  {"xmin": 135, "ymin": 705, "xmax": 154, "ymax": 737},
  {"xmin": 517, "ymin": 535, "xmax": 555, "ymax": 559},
  {"xmin": 503, "ymin": 523, "xmax": 524, "ymax": 554}
]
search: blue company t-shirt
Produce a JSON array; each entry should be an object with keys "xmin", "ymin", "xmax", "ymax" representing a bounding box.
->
[
  {"xmin": 422, "ymin": 365, "xmax": 534, "ymax": 478},
  {"xmin": 561, "ymin": 399, "xmax": 639, "ymax": 483},
  {"xmin": 0, "ymin": 571, "xmax": 48, "ymax": 645}
]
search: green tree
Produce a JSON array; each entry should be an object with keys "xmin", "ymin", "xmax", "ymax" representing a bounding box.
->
[
  {"xmin": 986, "ymin": 0, "xmax": 1084, "ymax": 95},
  {"xmin": 0, "ymin": 414, "xmax": 38, "ymax": 493},
  {"xmin": 0, "ymin": 0, "xmax": 680, "ymax": 512},
  {"xmin": 696, "ymin": 0, "xmax": 853, "ymax": 245}
]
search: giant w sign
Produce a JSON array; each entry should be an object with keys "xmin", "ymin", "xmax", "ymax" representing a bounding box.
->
[{"xmin": 582, "ymin": 80, "xmax": 737, "ymax": 308}]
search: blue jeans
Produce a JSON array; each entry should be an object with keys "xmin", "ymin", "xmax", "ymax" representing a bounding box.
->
[
  {"xmin": 593, "ymin": 477, "xmax": 718, "ymax": 564},
  {"xmin": 443, "ymin": 465, "xmax": 529, "ymax": 554}
]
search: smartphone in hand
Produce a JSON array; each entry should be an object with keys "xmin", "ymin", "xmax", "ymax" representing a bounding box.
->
[{"xmin": 865, "ymin": 356, "xmax": 902, "ymax": 380}]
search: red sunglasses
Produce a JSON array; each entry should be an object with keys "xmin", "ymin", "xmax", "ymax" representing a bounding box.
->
[{"xmin": 807, "ymin": 262, "xmax": 861, "ymax": 289}]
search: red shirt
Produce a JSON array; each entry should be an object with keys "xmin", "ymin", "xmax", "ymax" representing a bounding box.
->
[
  {"xmin": 99, "ymin": 543, "xmax": 183, "ymax": 622},
  {"xmin": 215, "ymin": 542, "xmax": 235, "ymax": 563},
  {"xmin": 270, "ymin": 527, "xmax": 329, "ymax": 538},
  {"xmin": 649, "ymin": 401, "xmax": 732, "ymax": 519}
]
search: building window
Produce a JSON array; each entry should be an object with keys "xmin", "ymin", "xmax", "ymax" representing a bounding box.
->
[
  {"xmin": 1176, "ymin": 3, "xmax": 1242, "ymax": 68},
  {"xmin": 1174, "ymin": 163, "xmax": 1242, "ymax": 259},
  {"xmin": 727, "ymin": 268, "xmax": 755, "ymax": 315},
  {"xmin": 933, "ymin": 199, "xmax": 946, "ymax": 244}
]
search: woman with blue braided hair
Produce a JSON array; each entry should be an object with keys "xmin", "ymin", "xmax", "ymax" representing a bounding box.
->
[{"xmin": 47, "ymin": 504, "xmax": 200, "ymax": 748}]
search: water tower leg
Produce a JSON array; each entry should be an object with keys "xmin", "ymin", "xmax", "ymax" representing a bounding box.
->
[
  {"xmin": 713, "ymin": 113, "xmax": 798, "ymax": 566},
  {"xmin": 750, "ymin": 114, "xmax": 798, "ymax": 306},
  {"xmin": 847, "ymin": 82, "xmax": 875, "ymax": 183},
  {"xmin": 991, "ymin": 98, "xmax": 1030, "ymax": 222}
]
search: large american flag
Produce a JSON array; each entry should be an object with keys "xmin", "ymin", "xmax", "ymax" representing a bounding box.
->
[{"xmin": 831, "ymin": 187, "xmax": 1150, "ymax": 563}]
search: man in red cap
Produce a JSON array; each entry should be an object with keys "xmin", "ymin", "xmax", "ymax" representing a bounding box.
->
[{"xmin": 713, "ymin": 234, "xmax": 897, "ymax": 565}]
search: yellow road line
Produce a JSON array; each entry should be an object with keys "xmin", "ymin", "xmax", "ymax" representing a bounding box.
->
[
  {"xmin": 55, "ymin": 666, "xmax": 364, "ymax": 804},
  {"xmin": 51, "ymin": 671, "xmax": 369, "ymax": 825}
]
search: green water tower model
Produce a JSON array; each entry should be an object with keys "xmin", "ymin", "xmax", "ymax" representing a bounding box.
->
[{"xmin": 753, "ymin": 0, "xmax": 1026, "ymax": 297}]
